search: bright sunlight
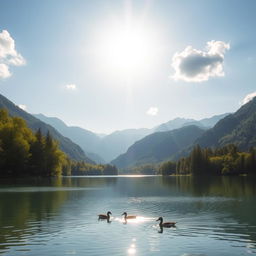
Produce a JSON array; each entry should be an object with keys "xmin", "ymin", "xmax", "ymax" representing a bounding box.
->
[{"xmin": 92, "ymin": 20, "xmax": 160, "ymax": 77}]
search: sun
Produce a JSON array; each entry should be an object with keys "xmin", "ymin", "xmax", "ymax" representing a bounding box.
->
[
  {"xmin": 102, "ymin": 27, "xmax": 150, "ymax": 73},
  {"xmin": 92, "ymin": 20, "xmax": 159, "ymax": 78}
]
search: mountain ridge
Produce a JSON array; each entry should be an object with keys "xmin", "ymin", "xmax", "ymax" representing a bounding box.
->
[
  {"xmin": 111, "ymin": 125, "xmax": 205, "ymax": 168},
  {"xmin": 0, "ymin": 94, "xmax": 94, "ymax": 163},
  {"xmin": 195, "ymin": 97, "xmax": 256, "ymax": 150},
  {"xmin": 34, "ymin": 113, "xmax": 228, "ymax": 163}
]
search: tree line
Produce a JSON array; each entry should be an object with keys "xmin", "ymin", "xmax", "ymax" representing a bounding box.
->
[
  {"xmin": 119, "ymin": 164, "xmax": 157, "ymax": 175},
  {"xmin": 0, "ymin": 109, "xmax": 118, "ymax": 177},
  {"xmin": 159, "ymin": 144, "xmax": 256, "ymax": 176},
  {"xmin": 71, "ymin": 162, "xmax": 118, "ymax": 175}
]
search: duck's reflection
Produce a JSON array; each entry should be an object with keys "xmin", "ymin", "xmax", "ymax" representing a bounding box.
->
[
  {"xmin": 158, "ymin": 226, "xmax": 163, "ymax": 233},
  {"xmin": 98, "ymin": 218, "xmax": 112, "ymax": 223}
]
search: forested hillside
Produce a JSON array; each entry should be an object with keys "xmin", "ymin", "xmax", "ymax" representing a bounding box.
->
[
  {"xmin": 112, "ymin": 125, "xmax": 205, "ymax": 168},
  {"xmin": 0, "ymin": 94, "xmax": 93, "ymax": 162},
  {"xmin": 195, "ymin": 97, "xmax": 256, "ymax": 150}
]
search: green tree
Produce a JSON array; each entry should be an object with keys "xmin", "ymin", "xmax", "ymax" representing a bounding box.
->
[
  {"xmin": 29, "ymin": 129, "xmax": 46, "ymax": 175},
  {"xmin": 0, "ymin": 113, "xmax": 34, "ymax": 175},
  {"xmin": 159, "ymin": 161, "xmax": 176, "ymax": 175},
  {"xmin": 103, "ymin": 164, "xmax": 118, "ymax": 175},
  {"xmin": 246, "ymin": 147, "xmax": 256, "ymax": 175}
]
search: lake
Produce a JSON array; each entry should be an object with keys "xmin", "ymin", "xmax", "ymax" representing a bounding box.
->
[{"xmin": 0, "ymin": 176, "xmax": 256, "ymax": 256}]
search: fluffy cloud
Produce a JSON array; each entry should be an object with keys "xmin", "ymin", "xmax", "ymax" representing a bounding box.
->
[
  {"xmin": 172, "ymin": 40, "xmax": 230, "ymax": 82},
  {"xmin": 146, "ymin": 107, "xmax": 158, "ymax": 116},
  {"xmin": 18, "ymin": 104, "xmax": 27, "ymax": 111},
  {"xmin": 0, "ymin": 63, "xmax": 11, "ymax": 78},
  {"xmin": 0, "ymin": 30, "xmax": 26, "ymax": 79},
  {"xmin": 66, "ymin": 84, "xmax": 77, "ymax": 90},
  {"xmin": 240, "ymin": 91, "xmax": 256, "ymax": 105}
]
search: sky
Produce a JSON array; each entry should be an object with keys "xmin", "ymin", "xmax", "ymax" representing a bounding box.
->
[{"xmin": 0, "ymin": 0, "xmax": 256, "ymax": 134}]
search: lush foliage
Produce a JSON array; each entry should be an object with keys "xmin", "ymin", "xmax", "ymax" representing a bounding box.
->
[
  {"xmin": 159, "ymin": 161, "xmax": 176, "ymax": 175},
  {"xmin": 195, "ymin": 97, "xmax": 256, "ymax": 150},
  {"xmin": 0, "ymin": 109, "xmax": 118, "ymax": 177},
  {"xmin": 175, "ymin": 144, "xmax": 256, "ymax": 176},
  {"xmin": 0, "ymin": 93, "xmax": 92, "ymax": 162},
  {"xmin": 120, "ymin": 164, "xmax": 157, "ymax": 175},
  {"xmin": 71, "ymin": 162, "xmax": 118, "ymax": 175},
  {"xmin": 0, "ymin": 109, "xmax": 69, "ymax": 177}
]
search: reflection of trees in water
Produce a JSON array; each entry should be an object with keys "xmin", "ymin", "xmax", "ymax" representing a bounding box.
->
[
  {"xmin": 161, "ymin": 176, "xmax": 256, "ymax": 198},
  {"xmin": 1, "ymin": 176, "xmax": 256, "ymax": 253},
  {"xmin": 0, "ymin": 176, "xmax": 119, "ymax": 253},
  {"xmin": 162, "ymin": 176, "xmax": 256, "ymax": 247},
  {"xmin": 63, "ymin": 176, "xmax": 117, "ymax": 188},
  {"xmin": 0, "ymin": 178, "xmax": 68, "ymax": 254}
]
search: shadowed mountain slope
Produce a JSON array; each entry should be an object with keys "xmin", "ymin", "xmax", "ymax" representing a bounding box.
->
[
  {"xmin": 0, "ymin": 94, "xmax": 93, "ymax": 163},
  {"xmin": 111, "ymin": 125, "xmax": 205, "ymax": 168}
]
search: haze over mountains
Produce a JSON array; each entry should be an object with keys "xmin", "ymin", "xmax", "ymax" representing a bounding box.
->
[
  {"xmin": 154, "ymin": 114, "xmax": 229, "ymax": 132},
  {"xmin": 34, "ymin": 114, "xmax": 151, "ymax": 162},
  {"xmin": 1, "ymin": 92, "xmax": 255, "ymax": 169},
  {"xmin": 0, "ymin": 94, "xmax": 93, "ymax": 163},
  {"xmin": 111, "ymin": 125, "xmax": 205, "ymax": 168},
  {"xmin": 112, "ymin": 97, "xmax": 256, "ymax": 168},
  {"xmin": 34, "ymin": 112, "xmax": 228, "ymax": 163}
]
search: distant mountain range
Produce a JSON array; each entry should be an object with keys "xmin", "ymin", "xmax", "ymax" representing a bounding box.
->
[
  {"xmin": 0, "ymin": 94, "xmax": 94, "ymax": 163},
  {"xmin": 2, "ymin": 92, "xmax": 250, "ymax": 169},
  {"xmin": 111, "ymin": 97, "xmax": 256, "ymax": 168},
  {"xmin": 34, "ymin": 113, "xmax": 228, "ymax": 163},
  {"xmin": 34, "ymin": 114, "xmax": 151, "ymax": 163},
  {"xmin": 153, "ymin": 114, "xmax": 229, "ymax": 132},
  {"xmin": 111, "ymin": 125, "xmax": 205, "ymax": 168}
]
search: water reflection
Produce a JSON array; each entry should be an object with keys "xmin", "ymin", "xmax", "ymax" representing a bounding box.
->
[
  {"xmin": 116, "ymin": 216, "xmax": 153, "ymax": 225},
  {"xmin": 0, "ymin": 176, "xmax": 256, "ymax": 255}
]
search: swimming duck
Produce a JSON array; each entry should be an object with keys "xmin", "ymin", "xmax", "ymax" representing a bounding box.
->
[
  {"xmin": 122, "ymin": 212, "xmax": 137, "ymax": 220},
  {"xmin": 156, "ymin": 217, "xmax": 176, "ymax": 228},
  {"xmin": 98, "ymin": 211, "xmax": 112, "ymax": 220}
]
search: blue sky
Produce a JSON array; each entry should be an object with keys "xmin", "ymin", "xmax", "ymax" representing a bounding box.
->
[{"xmin": 0, "ymin": 0, "xmax": 256, "ymax": 133}]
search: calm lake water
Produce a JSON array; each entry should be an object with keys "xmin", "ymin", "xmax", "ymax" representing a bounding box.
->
[{"xmin": 0, "ymin": 176, "xmax": 256, "ymax": 256}]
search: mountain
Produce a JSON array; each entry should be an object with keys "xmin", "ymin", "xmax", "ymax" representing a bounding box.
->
[
  {"xmin": 154, "ymin": 118, "xmax": 195, "ymax": 132},
  {"xmin": 199, "ymin": 113, "xmax": 231, "ymax": 128},
  {"xmin": 154, "ymin": 114, "xmax": 230, "ymax": 132},
  {"xmin": 194, "ymin": 97, "xmax": 256, "ymax": 150},
  {"xmin": 34, "ymin": 114, "xmax": 150, "ymax": 162},
  {"xmin": 97, "ymin": 128, "xmax": 151, "ymax": 162},
  {"xmin": 33, "ymin": 114, "xmax": 104, "ymax": 163},
  {"xmin": 111, "ymin": 125, "xmax": 205, "ymax": 168},
  {"xmin": 35, "ymin": 112, "xmax": 228, "ymax": 163},
  {"xmin": 0, "ymin": 94, "xmax": 93, "ymax": 163}
]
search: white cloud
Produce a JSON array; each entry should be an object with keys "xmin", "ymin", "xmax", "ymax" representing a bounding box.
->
[
  {"xmin": 66, "ymin": 84, "xmax": 77, "ymax": 90},
  {"xmin": 171, "ymin": 40, "xmax": 230, "ymax": 82},
  {"xmin": 18, "ymin": 104, "xmax": 27, "ymax": 111},
  {"xmin": 146, "ymin": 107, "xmax": 158, "ymax": 116},
  {"xmin": 240, "ymin": 91, "xmax": 256, "ymax": 105},
  {"xmin": 0, "ymin": 63, "xmax": 11, "ymax": 78},
  {"xmin": 0, "ymin": 30, "xmax": 26, "ymax": 79}
]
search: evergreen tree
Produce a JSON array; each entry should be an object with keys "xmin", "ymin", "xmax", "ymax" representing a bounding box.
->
[
  {"xmin": 247, "ymin": 147, "xmax": 256, "ymax": 175},
  {"xmin": 29, "ymin": 129, "xmax": 46, "ymax": 175},
  {"xmin": 0, "ymin": 109, "xmax": 71, "ymax": 177},
  {"xmin": 159, "ymin": 161, "xmax": 176, "ymax": 175}
]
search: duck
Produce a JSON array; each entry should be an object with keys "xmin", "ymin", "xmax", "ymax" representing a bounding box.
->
[
  {"xmin": 122, "ymin": 212, "xmax": 137, "ymax": 220},
  {"xmin": 98, "ymin": 211, "xmax": 112, "ymax": 220},
  {"xmin": 156, "ymin": 217, "xmax": 176, "ymax": 228}
]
